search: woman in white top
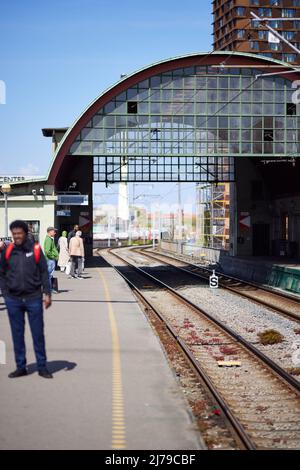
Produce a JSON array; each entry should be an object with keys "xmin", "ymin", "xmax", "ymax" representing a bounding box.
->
[{"xmin": 58, "ymin": 230, "xmax": 70, "ymax": 272}]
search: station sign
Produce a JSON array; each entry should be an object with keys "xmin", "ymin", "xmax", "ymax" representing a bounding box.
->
[
  {"xmin": 0, "ymin": 175, "xmax": 43, "ymax": 184},
  {"xmin": 57, "ymin": 195, "xmax": 89, "ymax": 206},
  {"xmin": 56, "ymin": 210, "xmax": 71, "ymax": 217},
  {"xmin": 239, "ymin": 212, "xmax": 251, "ymax": 230},
  {"xmin": 209, "ymin": 270, "xmax": 219, "ymax": 289}
]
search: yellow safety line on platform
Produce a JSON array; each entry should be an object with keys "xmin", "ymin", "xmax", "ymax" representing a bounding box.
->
[{"xmin": 98, "ymin": 269, "xmax": 127, "ymax": 450}]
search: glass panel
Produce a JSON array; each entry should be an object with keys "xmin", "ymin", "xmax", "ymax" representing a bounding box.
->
[{"xmin": 68, "ymin": 65, "xmax": 299, "ymax": 170}]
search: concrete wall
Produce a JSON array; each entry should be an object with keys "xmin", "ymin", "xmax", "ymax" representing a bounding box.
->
[
  {"xmin": 0, "ymin": 181, "xmax": 56, "ymax": 242},
  {"xmin": 0, "ymin": 195, "xmax": 56, "ymax": 243}
]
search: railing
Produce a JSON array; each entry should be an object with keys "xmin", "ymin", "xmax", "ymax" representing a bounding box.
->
[{"xmin": 160, "ymin": 240, "xmax": 229, "ymax": 264}]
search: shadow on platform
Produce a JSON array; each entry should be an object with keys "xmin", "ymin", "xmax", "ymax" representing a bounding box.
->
[{"xmin": 27, "ymin": 360, "xmax": 77, "ymax": 375}]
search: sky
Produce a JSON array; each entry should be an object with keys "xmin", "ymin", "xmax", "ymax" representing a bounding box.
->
[{"xmin": 0, "ymin": 0, "xmax": 212, "ymax": 205}]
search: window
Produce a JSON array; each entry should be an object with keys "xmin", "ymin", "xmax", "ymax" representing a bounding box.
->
[
  {"xmin": 293, "ymin": 0, "xmax": 300, "ymax": 6},
  {"xmin": 258, "ymin": 30, "xmax": 268, "ymax": 40},
  {"xmin": 281, "ymin": 31, "xmax": 295, "ymax": 40},
  {"xmin": 25, "ymin": 221, "xmax": 40, "ymax": 243},
  {"xmin": 269, "ymin": 20, "xmax": 280, "ymax": 28},
  {"xmin": 127, "ymin": 101, "xmax": 138, "ymax": 114},
  {"xmin": 287, "ymin": 103, "xmax": 297, "ymax": 115},
  {"xmin": 236, "ymin": 7, "xmax": 245, "ymax": 16},
  {"xmin": 282, "ymin": 53, "xmax": 297, "ymax": 62},
  {"xmin": 259, "ymin": 8, "xmax": 272, "ymax": 17},
  {"xmin": 269, "ymin": 42, "xmax": 281, "ymax": 51},
  {"xmin": 264, "ymin": 129, "xmax": 274, "ymax": 142},
  {"xmin": 282, "ymin": 9, "xmax": 296, "ymax": 18},
  {"xmin": 250, "ymin": 0, "xmax": 259, "ymax": 4},
  {"xmin": 251, "ymin": 41, "xmax": 260, "ymax": 50},
  {"xmin": 237, "ymin": 29, "xmax": 245, "ymax": 38}
]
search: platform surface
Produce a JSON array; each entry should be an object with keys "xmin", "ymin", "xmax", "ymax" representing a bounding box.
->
[
  {"xmin": 234, "ymin": 255, "xmax": 300, "ymax": 270},
  {"xmin": 0, "ymin": 257, "xmax": 203, "ymax": 450}
]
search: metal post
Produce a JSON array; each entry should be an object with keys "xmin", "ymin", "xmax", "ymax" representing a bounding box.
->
[
  {"xmin": 108, "ymin": 217, "xmax": 111, "ymax": 248},
  {"xmin": 152, "ymin": 209, "xmax": 155, "ymax": 250},
  {"xmin": 4, "ymin": 193, "xmax": 8, "ymax": 238},
  {"xmin": 178, "ymin": 182, "xmax": 182, "ymax": 254},
  {"xmin": 158, "ymin": 204, "xmax": 162, "ymax": 248},
  {"xmin": 229, "ymin": 182, "xmax": 237, "ymax": 257}
]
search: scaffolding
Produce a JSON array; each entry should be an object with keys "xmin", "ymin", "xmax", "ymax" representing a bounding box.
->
[{"xmin": 197, "ymin": 182, "xmax": 230, "ymax": 250}]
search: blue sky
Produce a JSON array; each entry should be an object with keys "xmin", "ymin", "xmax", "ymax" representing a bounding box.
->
[{"xmin": 0, "ymin": 0, "xmax": 212, "ymax": 205}]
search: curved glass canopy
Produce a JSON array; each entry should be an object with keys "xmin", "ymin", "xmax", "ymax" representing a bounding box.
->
[{"xmin": 68, "ymin": 64, "xmax": 299, "ymax": 182}]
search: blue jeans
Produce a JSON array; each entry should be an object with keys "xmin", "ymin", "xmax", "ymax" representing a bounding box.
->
[
  {"xmin": 47, "ymin": 259, "xmax": 56, "ymax": 290},
  {"xmin": 5, "ymin": 296, "xmax": 46, "ymax": 370}
]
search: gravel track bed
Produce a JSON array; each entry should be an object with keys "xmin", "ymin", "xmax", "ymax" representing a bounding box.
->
[
  {"xmin": 134, "ymin": 249, "xmax": 300, "ymax": 380},
  {"xmin": 101, "ymin": 248, "xmax": 300, "ymax": 449}
]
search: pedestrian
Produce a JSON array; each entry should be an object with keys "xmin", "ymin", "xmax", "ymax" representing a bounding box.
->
[
  {"xmin": 57, "ymin": 230, "xmax": 69, "ymax": 272},
  {"xmin": 44, "ymin": 227, "xmax": 59, "ymax": 293},
  {"xmin": 0, "ymin": 241, "xmax": 7, "ymax": 297},
  {"xmin": 67, "ymin": 224, "xmax": 79, "ymax": 246},
  {"xmin": 0, "ymin": 220, "xmax": 52, "ymax": 379},
  {"xmin": 0, "ymin": 240, "xmax": 5, "ymax": 256},
  {"xmin": 69, "ymin": 231, "xmax": 85, "ymax": 279}
]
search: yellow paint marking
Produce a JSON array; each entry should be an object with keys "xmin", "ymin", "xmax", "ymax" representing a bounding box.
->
[{"xmin": 98, "ymin": 269, "xmax": 127, "ymax": 450}]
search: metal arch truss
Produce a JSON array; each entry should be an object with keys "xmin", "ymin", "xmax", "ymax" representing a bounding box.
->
[{"xmin": 93, "ymin": 155, "xmax": 235, "ymax": 184}]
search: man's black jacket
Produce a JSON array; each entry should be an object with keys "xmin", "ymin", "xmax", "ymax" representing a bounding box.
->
[{"xmin": 0, "ymin": 238, "xmax": 51, "ymax": 299}]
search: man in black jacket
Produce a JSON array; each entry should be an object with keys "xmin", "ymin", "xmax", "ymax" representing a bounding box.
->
[
  {"xmin": 67, "ymin": 224, "xmax": 79, "ymax": 246},
  {"xmin": 0, "ymin": 220, "xmax": 53, "ymax": 379}
]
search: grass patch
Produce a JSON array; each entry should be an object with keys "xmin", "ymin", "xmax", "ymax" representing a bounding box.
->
[{"xmin": 258, "ymin": 329, "xmax": 284, "ymax": 345}]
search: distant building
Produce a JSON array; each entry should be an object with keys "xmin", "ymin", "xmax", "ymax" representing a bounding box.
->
[{"xmin": 213, "ymin": 0, "xmax": 300, "ymax": 66}]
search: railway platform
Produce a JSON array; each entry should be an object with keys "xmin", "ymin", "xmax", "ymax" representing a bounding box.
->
[
  {"xmin": 217, "ymin": 255, "xmax": 300, "ymax": 295},
  {"xmin": 0, "ymin": 256, "xmax": 203, "ymax": 450}
]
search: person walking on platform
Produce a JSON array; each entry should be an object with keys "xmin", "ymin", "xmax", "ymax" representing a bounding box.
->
[
  {"xmin": 57, "ymin": 230, "xmax": 69, "ymax": 272},
  {"xmin": 0, "ymin": 220, "xmax": 53, "ymax": 379},
  {"xmin": 69, "ymin": 231, "xmax": 85, "ymax": 279},
  {"xmin": 44, "ymin": 227, "xmax": 59, "ymax": 293},
  {"xmin": 67, "ymin": 224, "xmax": 79, "ymax": 246}
]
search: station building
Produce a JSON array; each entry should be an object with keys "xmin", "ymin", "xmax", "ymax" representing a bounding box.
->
[{"xmin": 1, "ymin": 51, "xmax": 300, "ymax": 285}]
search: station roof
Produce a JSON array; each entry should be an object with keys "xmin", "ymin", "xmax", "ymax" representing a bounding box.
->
[
  {"xmin": 39, "ymin": 51, "xmax": 300, "ymax": 184},
  {"xmin": 42, "ymin": 128, "xmax": 68, "ymax": 137}
]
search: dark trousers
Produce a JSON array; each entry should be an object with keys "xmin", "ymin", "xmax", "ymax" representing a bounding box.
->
[
  {"xmin": 5, "ymin": 296, "xmax": 47, "ymax": 370},
  {"xmin": 70, "ymin": 256, "xmax": 83, "ymax": 277}
]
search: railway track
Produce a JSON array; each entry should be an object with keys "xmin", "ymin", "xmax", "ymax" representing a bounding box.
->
[
  {"xmin": 99, "ymin": 247, "xmax": 300, "ymax": 450},
  {"xmin": 131, "ymin": 246, "xmax": 300, "ymax": 382},
  {"xmin": 140, "ymin": 247, "xmax": 300, "ymax": 322}
]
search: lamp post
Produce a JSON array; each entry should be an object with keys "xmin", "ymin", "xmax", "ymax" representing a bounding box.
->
[{"xmin": 1, "ymin": 183, "xmax": 11, "ymax": 238}]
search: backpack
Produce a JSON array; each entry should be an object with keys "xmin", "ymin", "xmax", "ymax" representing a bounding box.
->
[{"xmin": 5, "ymin": 242, "xmax": 41, "ymax": 264}]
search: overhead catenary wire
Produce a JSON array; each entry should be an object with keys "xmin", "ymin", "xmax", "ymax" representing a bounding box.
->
[
  {"xmin": 102, "ymin": 17, "xmax": 296, "ymax": 180},
  {"xmin": 106, "ymin": 28, "xmax": 257, "ymax": 179}
]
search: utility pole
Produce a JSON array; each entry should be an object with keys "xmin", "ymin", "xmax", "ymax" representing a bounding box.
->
[
  {"xmin": 177, "ymin": 182, "xmax": 184, "ymax": 254},
  {"xmin": 1, "ymin": 184, "xmax": 11, "ymax": 238}
]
